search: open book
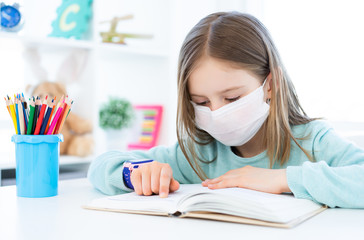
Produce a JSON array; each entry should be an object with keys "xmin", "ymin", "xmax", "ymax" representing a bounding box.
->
[{"xmin": 84, "ymin": 184, "xmax": 326, "ymax": 228}]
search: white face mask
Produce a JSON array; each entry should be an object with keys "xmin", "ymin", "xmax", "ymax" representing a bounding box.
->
[{"xmin": 191, "ymin": 80, "xmax": 270, "ymax": 146}]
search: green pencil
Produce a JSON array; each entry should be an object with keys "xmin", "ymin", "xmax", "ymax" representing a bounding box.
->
[{"xmin": 27, "ymin": 100, "xmax": 35, "ymax": 135}]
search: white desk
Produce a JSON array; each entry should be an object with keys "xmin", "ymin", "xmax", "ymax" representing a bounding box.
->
[{"xmin": 0, "ymin": 178, "xmax": 362, "ymax": 240}]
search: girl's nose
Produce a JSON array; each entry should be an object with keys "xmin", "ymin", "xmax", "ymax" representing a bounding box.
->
[{"xmin": 210, "ymin": 101, "xmax": 225, "ymax": 111}]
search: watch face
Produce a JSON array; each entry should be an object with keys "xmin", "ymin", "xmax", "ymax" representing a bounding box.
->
[{"xmin": 1, "ymin": 5, "xmax": 21, "ymax": 28}]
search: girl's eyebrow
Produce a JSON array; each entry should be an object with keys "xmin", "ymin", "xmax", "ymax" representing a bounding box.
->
[
  {"xmin": 190, "ymin": 86, "xmax": 245, "ymax": 97},
  {"xmin": 219, "ymin": 86, "xmax": 245, "ymax": 93},
  {"xmin": 190, "ymin": 93, "xmax": 205, "ymax": 97}
]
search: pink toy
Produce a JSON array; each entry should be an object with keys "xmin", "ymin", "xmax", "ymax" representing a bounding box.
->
[{"xmin": 127, "ymin": 105, "xmax": 163, "ymax": 150}]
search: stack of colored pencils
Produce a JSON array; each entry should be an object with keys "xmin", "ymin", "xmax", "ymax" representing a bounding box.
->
[{"xmin": 4, "ymin": 93, "xmax": 73, "ymax": 135}]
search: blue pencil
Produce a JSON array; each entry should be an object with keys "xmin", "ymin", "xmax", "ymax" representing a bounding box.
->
[{"xmin": 40, "ymin": 106, "xmax": 52, "ymax": 135}]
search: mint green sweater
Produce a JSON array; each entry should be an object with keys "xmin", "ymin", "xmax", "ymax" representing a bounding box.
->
[{"xmin": 87, "ymin": 120, "xmax": 364, "ymax": 208}]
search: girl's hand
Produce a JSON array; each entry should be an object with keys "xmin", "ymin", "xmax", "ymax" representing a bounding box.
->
[
  {"xmin": 131, "ymin": 161, "xmax": 180, "ymax": 198},
  {"xmin": 202, "ymin": 166, "xmax": 290, "ymax": 194}
]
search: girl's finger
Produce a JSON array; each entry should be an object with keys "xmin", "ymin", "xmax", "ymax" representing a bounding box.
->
[
  {"xmin": 206, "ymin": 176, "xmax": 223, "ymax": 184},
  {"xmin": 131, "ymin": 169, "xmax": 143, "ymax": 195},
  {"xmin": 141, "ymin": 167, "xmax": 152, "ymax": 196},
  {"xmin": 208, "ymin": 180, "xmax": 227, "ymax": 190},
  {"xmin": 202, "ymin": 179, "xmax": 211, "ymax": 187},
  {"xmin": 170, "ymin": 178, "xmax": 180, "ymax": 192},
  {"xmin": 159, "ymin": 165, "xmax": 172, "ymax": 198},
  {"xmin": 151, "ymin": 166, "xmax": 161, "ymax": 194}
]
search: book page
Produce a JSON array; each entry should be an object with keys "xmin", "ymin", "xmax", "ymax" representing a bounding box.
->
[
  {"xmin": 85, "ymin": 184, "xmax": 324, "ymax": 224},
  {"xmin": 177, "ymin": 186, "xmax": 323, "ymax": 223},
  {"xmin": 85, "ymin": 184, "xmax": 205, "ymax": 214}
]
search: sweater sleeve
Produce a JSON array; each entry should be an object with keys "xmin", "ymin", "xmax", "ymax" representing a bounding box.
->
[
  {"xmin": 87, "ymin": 143, "xmax": 200, "ymax": 195},
  {"xmin": 286, "ymin": 125, "xmax": 364, "ymax": 208}
]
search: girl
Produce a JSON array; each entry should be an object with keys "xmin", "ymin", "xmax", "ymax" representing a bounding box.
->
[{"xmin": 88, "ymin": 12, "xmax": 364, "ymax": 208}]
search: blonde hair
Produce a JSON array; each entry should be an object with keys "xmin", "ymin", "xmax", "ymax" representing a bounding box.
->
[{"xmin": 176, "ymin": 12, "xmax": 315, "ymax": 180}]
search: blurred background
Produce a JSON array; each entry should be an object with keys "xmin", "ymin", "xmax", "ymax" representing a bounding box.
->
[{"xmin": 1, "ymin": 0, "xmax": 364, "ymax": 185}]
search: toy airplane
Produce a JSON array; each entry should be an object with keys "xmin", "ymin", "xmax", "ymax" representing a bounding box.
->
[{"xmin": 99, "ymin": 14, "xmax": 153, "ymax": 44}]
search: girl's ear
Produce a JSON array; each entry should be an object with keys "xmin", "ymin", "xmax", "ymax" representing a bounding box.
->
[
  {"xmin": 264, "ymin": 72, "xmax": 273, "ymax": 100},
  {"xmin": 265, "ymin": 67, "xmax": 283, "ymax": 101}
]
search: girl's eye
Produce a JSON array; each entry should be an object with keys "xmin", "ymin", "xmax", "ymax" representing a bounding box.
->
[
  {"xmin": 226, "ymin": 96, "xmax": 240, "ymax": 102},
  {"xmin": 196, "ymin": 101, "xmax": 209, "ymax": 106}
]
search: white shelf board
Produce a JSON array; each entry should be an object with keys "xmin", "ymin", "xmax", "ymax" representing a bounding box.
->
[
  {"xmin": 0, "ymin": 32, "xmax": 169, "ymax": 57},
  {"xmin": 0, "ymin": 32, "xmax": 94, "ymax": 49},
  {"xmin": 95, "ymin": 42, "xmax": 169, "ymax": 57}
]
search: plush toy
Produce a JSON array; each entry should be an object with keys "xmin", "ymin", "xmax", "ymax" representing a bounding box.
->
[{"xmin": 24, "ymin": 48, "xmax": 94, "ymax": 157}]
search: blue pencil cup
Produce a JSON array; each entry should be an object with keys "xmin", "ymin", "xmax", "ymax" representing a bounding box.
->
[{"xmin": 11, "ymin": 134, "xmax": 64, "ymax": 198}]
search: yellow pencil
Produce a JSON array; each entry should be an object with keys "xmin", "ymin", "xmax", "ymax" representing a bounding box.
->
[
  {"xmin": 4, "ymin": 97, "xmax": 10, "ymax": 115},
  {"xmin": 9, "ymin": 97, "xmax": 18, "ymax": 134}
]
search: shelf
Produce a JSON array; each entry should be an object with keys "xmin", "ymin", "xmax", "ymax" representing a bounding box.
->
[
  {"xmin": 0, "ymin": 32, "xmax": 94, "ymax": 49},
  {"xmin": 0, "ymin": 32, "xmax": 169, "ymax": 57},
  {"xmin": 95, "ymin": 42, "xmax": 169, "ymax": 57}
]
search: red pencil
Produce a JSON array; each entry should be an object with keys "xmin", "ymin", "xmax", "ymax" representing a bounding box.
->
[{"xmin": 33, "ymin": 95, "xmax": 48, "ymax": 135}]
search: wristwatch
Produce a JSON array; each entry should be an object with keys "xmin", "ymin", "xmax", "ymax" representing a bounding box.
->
[{"xmin": 123, "ymin": 159, "xmax": 154, "ymax": 190}]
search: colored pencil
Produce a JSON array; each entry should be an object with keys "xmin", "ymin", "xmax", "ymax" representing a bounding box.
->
[
  {"xmin": 47, "ymin": 106, "xmax": 63, "ymax": 135},
  {"xmin": 17, "ymin": 98, "xmax": 25, "ymax": 134},
  {"xmin": 52, "ymin": 97, "xmax": 66, "ymax": 134},
  {"xmin": 54, "ymin": 98, "xmax": 68, "ymax": 134},
  {"xmin": 66, "ymin": 100, "xmax": 73, "ymax": 119},
  {"xmin": 56, "ymin": 99, "xmax": 72, "ymax": 134},
  {"xmin": 50, "ymin": 97, "xmax": 64, "ymax": 134},
  {"xmin": 4, "ymin": 97, "xmax": 18, "ymax": 133},
  {"xmin": 53, "ymin": 95, "xmax": 64, "ymax": 119},
  {"xmin": 6, "ymin": 93, "xmax": 75, "ymax": 135},
  {"xmin": 27, "ymin": 99, "xmax": 35, "ymax": 135},
  {"xmin": 18, "ymin": 94, "xmax": 27, "ymax": 134},
  {"xmin": 34, "ymin": 96, "xmax": 48, "ymax": 135},
  {"xmin": 40, "ymin": 99, "xmax": 55, "ymax": 135},
  {"xmin": 4, "ymin": 97, "xmax": 10, "ymax": 114},
  {"xmin": 9, "ymin": 98, "xmax": 18, "ymax": 134},
  {"xmin": 32, "ymin": 97, "xmax": 39, "ymax": 134},
  {"xmin": 14, "ymin": 96, "xmax": 20, "ymax": 135},
  {"xmin": 21, "ymin": 93, "xmax": 28, "ymax": 130},
  {"xmin": 44, "ymin": 97, "xmax": 56, "ymax": 133}
]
